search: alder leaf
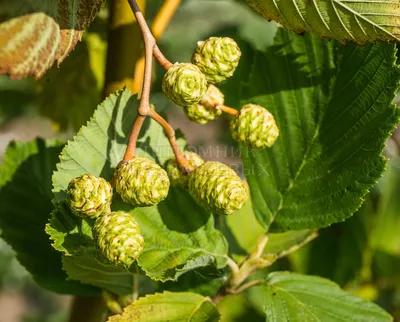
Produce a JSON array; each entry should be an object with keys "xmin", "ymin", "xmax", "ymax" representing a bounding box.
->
[
  {"xmin": 241, "ymin": 29, "xmax": 400, "ymax": 231},
  {"xmin": 107, "ymin": 292, "xmax": 220, "ymax": 322},
  {"xmin": 0, "ymin": 139, "xmax": 98, "ymax": 295},
  {"xmin": 260, "ymin": 272, "xmax": 391, "ymax": 321},
  {"xmin": 49, "ymin": 89, "xmax": 228, "ymax": 285},
  {"xmin": 0, "ymin": 0, "xmax": 104, "ymax": 79},
  {"xmin": 247, "ymin": 0, "xmax": 400, "ymax": 44}
]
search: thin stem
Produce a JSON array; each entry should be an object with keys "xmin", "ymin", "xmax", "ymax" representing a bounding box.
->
[
  {"xmin": 276, "ymin": 231, "xmax": 318, "ymax": 259},
  {"xmin": 216, "ymin": 104, "xmax": 239, "ymax": 116},
  {"xmin": 148, "ymin": 109, "xmax": 189, "ymax": 170},
  {"xmin": 226, "ymin": 257, "xmax": 240, "ymax": 275},
  {"xmin": 132, "ymin": 0, "xmax": 177, "ymax": 92},
  {"xmin": 154, "ymin": 45, "xmax": 173, "ymax": 70},
  {"xmin": 227, "ymin": 280, "xmax": 263, "ymax": 294},
  {"xmin": 123, "ymin": 114, "xmax": 146, "ymax": 161},
  {"xmin": 102, "ymin": 291, "xmax": 123, "ymax": 315},
  {"xmin": 125, "ymin": 0, "xmax": 185, "ymax": 168},
  {"xmin": 250, "ymin": 235, "xmax": 269, "ymax": 259},
  {"xmin": 125, "ymin": 0, "xmax": 154, "ymax": 161}
]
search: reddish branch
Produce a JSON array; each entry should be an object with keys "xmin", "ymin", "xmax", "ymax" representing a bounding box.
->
[{"xmin": 124, "ymin": 0, "xmax": 188, "ymax": 170}]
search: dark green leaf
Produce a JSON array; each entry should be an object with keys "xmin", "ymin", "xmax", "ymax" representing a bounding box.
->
[
  {"xmin": 0, "ymin": 139, "xmax": 97, "ymax": 295},
  {"xmin": 241, "ymin": 29, "xmax": 400, "ymax": 231}
]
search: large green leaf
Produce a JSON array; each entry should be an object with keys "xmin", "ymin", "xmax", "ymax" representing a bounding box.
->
[
  {"xmin": 108, "ymin": 292, "xmax": 220, "ymax": 322},
  {"xmin": 260, "ymin": 272, "xmax": 391, "ymax": 321},
  {"xmin": 49, "ymin": 89, "xmax": 228, "ymax": 285},
  {"xmin": 247, "ymin": 0, "xmax": 400, "ymax": 44},
  {"xmin": 0, "ymin": 0, "xmax": 104, "ymax": 79},
  {"xmin": 0, "ymin": 139, "xmax": 97, "ymax": 295},
  {"xmin": 241, "ymin": 29, "xmax": 400, "ymax": 231}
]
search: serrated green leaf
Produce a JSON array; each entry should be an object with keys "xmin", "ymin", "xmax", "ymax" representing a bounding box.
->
[
  {"xmin": 241, "ymin": 29, "xmax": 400, "ymax": 231},
  {"xmin": 261, "ymin": 272, "xmax": 392, "ymax": 321},
  {"xmin": 46, "ymin": 202, "xmax": 136, "ymax": 295},
  {"xmin": 62, "ymin": 252, "xmax": 135, "ymax": 295},
  {"xmin": 0, "ymin": 139, "xmax": 97, "ymax": 295},
  {"xmin": 107, "ymin": 292, "xmax": 220, "ymax": 322},
  {"xmin": 247, "ymin": 0, "xmax": 400, "ymax": 44},
  {"xmin": 0, "ymin": 0, "xmax": 104, "ymax": 79},
  {"xmin": 50, "ymin": 89, "xmax": 228, "ymax": 284}
]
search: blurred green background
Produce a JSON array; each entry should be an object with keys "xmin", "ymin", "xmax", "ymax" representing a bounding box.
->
[{"xmin": 0, "ymin": 0, "xmax": 399, "ymax": 321}]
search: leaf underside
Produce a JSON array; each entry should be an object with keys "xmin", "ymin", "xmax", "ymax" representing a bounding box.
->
[
  {"xmin": 0, "ymin": 0, "xmax": 104, "ymax": 79},
  {"xmin": 247, "ymin": 0, "xmax": 400, "ymax": 44},
  {"xmin": 241, "ymin": 29, "xmax": 400, "ymax": 231},
  {"xmin": 49, "ymin": 89, "xmax": 228, "ymax": 288}
]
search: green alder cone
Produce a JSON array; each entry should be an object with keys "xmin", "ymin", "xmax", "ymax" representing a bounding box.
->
[
  {"xmin": 188, "ymin": 161, "xmax": 247, "ymax": 215},
  {"xmin": 165, "ymin": 152, "xmax": 204, "ymax": 187},
  {"xmin": 184, "ymin": 85, "xmax": 224, "ymax": 124},
  {"xmin": 230, "ymin": 104, "xmax": 279, "ymax": 148},
  {"xmin": 115, "ymin": 157, "xmax": 170, "ymax": 207},
  {"xmin": 191, "ymin": 37, "xmax": 241, "ymax": 84},
  {"xmin": 93, "ymin": 211, "xmax": 144, "ymax": 267},
  {"xmin": 162, "ymin": 63, "xmax": 208, "ymax": 106},
  {"xmin": 66, "ymin": 174, "xmax": 112, "ymax": 218}
]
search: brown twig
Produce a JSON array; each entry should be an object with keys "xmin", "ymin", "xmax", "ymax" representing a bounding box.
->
[
  {"xmin": 124, "ymin": 0, "xmax": 187, "ymax": 169},
  {"xmin": 132, "ymin": 0, "xmax": 178, "ymax": 92},
  {"xmin": 216, "ymin": 104, "xmax": 239, "ymax": 116},
  {"xmin": 123, "ymin": 114, "xmax": 146, "ymax": 161},
  {"xmin": 227, "ymin": 280, "xmax": 263, "ymax": 295},
  {"xmin": 148, "ymin": 109, "xmax": 190, "ymax": 170},
  {"xmin": 154, "ymin": 45, "xmax": 173, "ymax": 70}
]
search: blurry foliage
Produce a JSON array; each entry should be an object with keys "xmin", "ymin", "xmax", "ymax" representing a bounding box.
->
[{"xmin": 0, "ymin": 76, "xmax": 35, "ymax": 126}]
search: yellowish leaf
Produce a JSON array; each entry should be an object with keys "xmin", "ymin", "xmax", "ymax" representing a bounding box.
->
[{"xmin": 0, "ymin": 0, "xmax": 104, "ymax": 79}]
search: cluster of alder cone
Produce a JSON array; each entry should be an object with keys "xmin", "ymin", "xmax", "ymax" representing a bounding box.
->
[{"xmin": 66, "ymin": 37, "xmax": 280, "ymax": 268}]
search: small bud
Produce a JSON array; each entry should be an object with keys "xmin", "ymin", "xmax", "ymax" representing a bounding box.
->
[
  {"xmin": 162, "ymin": 63, "xmax": 208, "ymax": 106},
  {"xmin": 184, "ymin": 85, "xmax": 224, "ymax": 124},
  {"xmin": 165, "ymin": 152, "xmax": 204, "ymax": 187},
  {"xmin": 230, "ymin": 104, "xmax": 279, "ymax": 148},
  {"xmin": 115, "ymin": 157, "xmax": 170, "ymax": 207},
  {"xmin": 188, "ymin": 161, "xmax": 247, "ymax": 215},
  {"xmin": 191, "ymin": 37, "xmax": 241, "ymax": 84},
  {"xmin": 93, "ymin": 211, "xmax": 144, "ymax": 267},
  {"xmin": 66, "ymin": 174, "xmax": 112, "ymax": 218}
]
